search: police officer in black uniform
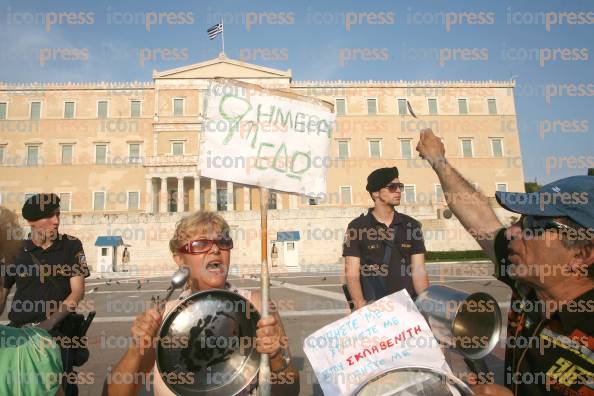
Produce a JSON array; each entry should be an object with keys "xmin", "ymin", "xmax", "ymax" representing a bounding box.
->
[
  {"xmin": 0, "ymin": 193, "xmax": 90, "ymax": 395},
  {"xmin": 343, "ymin": 167, "xmax": 429, "ymax": 310}
]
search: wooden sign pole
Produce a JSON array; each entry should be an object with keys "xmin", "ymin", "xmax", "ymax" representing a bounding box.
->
[{"xmin": 258, "ymin": 187, "xmax": 271, "ymax": 396}]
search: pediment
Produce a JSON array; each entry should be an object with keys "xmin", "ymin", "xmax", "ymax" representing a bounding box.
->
[{"xmin": 153, "ymin": 54, "xmax": 291, "ymax": 80}]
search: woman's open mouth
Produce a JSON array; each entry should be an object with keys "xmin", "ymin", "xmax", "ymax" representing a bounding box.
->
[{"xmin": 205, "ymin": 260, "xmax": 226, "ymax": 274}]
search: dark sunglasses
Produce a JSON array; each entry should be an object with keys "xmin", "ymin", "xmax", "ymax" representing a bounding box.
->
[
  {"xmin": 385, "ymin": 183, "xmax": 404, "ymax": 192},
  {"xmin": 178, "ymin": 238, "xmax": 233, "ymax": 254},
  {"xmin": 519, "ymin": 215, "xmax": 573, "ymax": 233}
]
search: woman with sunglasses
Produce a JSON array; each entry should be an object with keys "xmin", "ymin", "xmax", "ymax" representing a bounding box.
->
[{"xmin": 106, "ymin": 211, "xmax": 300, "ymax": 395}]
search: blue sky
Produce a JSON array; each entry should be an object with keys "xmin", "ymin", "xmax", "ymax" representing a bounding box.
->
[{"xmin": 1, "ymin": 0, "xmax": 592, "ymax": 185}]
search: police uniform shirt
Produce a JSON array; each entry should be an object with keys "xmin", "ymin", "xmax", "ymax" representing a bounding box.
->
[
  {"xmin": 343, "ymin": 209, "xmax": 426, "ymax": 301},
  {"xmin": 494, "ymin": 228, "xmax": 594, "ymax": 396},
  {"xmin": 1, "ymin": 234, "xmax": 90, "ymax": 326}
]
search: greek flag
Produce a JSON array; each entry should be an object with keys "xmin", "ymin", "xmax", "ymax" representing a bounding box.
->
[{"xmin": 207, "ymin": 22, "xmax": 223, "ymax": 40}]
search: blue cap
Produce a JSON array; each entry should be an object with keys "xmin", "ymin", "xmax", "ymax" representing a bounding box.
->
[{"xmin": 495, "ymin": 176, "xmax": 594, "ymax": 230}]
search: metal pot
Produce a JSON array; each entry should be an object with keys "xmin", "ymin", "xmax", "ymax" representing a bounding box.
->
[
  {"xmin": 354, "ymin": 366, "xmax": 474, "ymax": 396},
  {"xmin": 156, "ymin": 289, "xmax": 261, "ymax": 395},
  {"xmin": 415, "ymin": 285, "xmax": 502, "ymax": 360}
]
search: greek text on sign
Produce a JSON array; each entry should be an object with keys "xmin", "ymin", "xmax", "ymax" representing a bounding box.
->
[
  {"xmin": 199, "ymin": 79, "xmax": 335, "ymax": 194},
  {"xmin": 303, "ymin": 289, "xmax": 452, "ymax": 396}
]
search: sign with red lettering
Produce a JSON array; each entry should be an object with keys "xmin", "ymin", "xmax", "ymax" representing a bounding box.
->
[{"xmin": 303, "ymin": 289, "xmax": 452, "ymax": 395}]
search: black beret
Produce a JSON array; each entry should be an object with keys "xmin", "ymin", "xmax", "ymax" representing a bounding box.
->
[
  {"xmin": 22, "ymin": 193, "xmax": 60, "ymax": 221},
  {"xmin": 366, "ymin": 167, "xmax": 399, "ymax": 192}
]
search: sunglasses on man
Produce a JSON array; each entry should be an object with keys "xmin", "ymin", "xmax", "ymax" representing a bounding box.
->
[
  {"xmin": 178, "ymin": 238, "xmax": 234, "ymax": 254},
  {"xmin": 384, "ymin": 183, "xmax": 405, "ymax": 192},
  {"xmin": 519, "ymin": 215, "xmax": 575, "ymax": 234}
]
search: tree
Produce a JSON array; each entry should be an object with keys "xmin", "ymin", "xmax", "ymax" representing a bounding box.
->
[{"xmin": 524, "ymin": 180, "xmax": 540, "ymax": 193}]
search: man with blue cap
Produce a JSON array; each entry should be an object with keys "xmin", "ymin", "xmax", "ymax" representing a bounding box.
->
[{"xmin": 417, "ymin": 128, "xmax": 593, "ymax": 396}]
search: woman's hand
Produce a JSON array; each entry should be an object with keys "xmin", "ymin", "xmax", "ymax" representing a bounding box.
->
[
  {"xmin": 471, "ymin": 384, "xmax": 513, "ymax": 396},
  {"xmin": 256, "ymin": 315, "xmax": 282, "ymax": 356},
  {"xmin": 131, "ymin": 307, "xmax": 162, "ymax": 356}
]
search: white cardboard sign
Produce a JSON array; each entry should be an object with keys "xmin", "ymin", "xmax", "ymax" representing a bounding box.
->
[
  {"xmin": 199, "ymin": 79, "xmax": 335, "ymax": 195},
  {"xmin": 303, "ymin": 289, "xmax": 452, "ymax": 395}
]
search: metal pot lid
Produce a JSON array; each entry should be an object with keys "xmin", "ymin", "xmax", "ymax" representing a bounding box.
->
[
  {"xmin": 156, "ymin": 289, "xmax": 261, "ymax": 396},
  {"xmin": 353, "ymin": 366, "xmax": 474, "ymax": 396}
]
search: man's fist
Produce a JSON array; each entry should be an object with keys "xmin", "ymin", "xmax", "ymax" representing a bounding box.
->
[
  {"xmin": 131, "ymin": 307, "xmax": 162, "ymax": 355},
  {"xmin": 416, "ymin": 128, "xmax": 446, "ymax": 166}
]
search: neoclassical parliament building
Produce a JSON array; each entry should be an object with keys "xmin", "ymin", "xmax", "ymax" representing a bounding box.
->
[
  {"xmin": 0, "ymin": 53, "xmax": 524, "ymax": 213},
  {"xmin": 0, "ymin": 54, "xmax": 524, "ymax": 270}
]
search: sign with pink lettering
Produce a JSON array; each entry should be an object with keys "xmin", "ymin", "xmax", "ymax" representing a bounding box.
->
[{"xmin": 303, "ymin": 289, "xmax": 452, "ymax": 396}]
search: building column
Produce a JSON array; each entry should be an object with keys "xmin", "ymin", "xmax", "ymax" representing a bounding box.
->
[
  {"xmin": 145, "ymin": 177, "xmax": 153, "ymax": 213},
  {"xmin": 243, "ymin": 186, "xmax": 251, "ymax": 211},
  {"xmin": 159, "ymin": 177, "xmax": 168, "ymax": 213},
  {"xmin": 177, "ymin": 177, "xmax": 184, "ymax": 213},
  {"xmin": 227, "ymin": 181, "xmax": 234, "ymax": 211},
  {"xmin": 276, "ymin": 192, "xmax": 283, "ymax": 210},
  {"xmin": 210, "ymin": 178, "xmax": 217, "ymax": 210},
  {"xmin": 194, "ymin": 176, "xmax": 201, "ymax": 211},
  {"xmin": 289, "ymin": 194, "xmax": 298, "ymax": 209}
]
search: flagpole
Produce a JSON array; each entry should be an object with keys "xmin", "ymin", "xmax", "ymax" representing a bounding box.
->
[{"xmin": 221, "ymin": 20, "xmax": 225, "ymax": 54}]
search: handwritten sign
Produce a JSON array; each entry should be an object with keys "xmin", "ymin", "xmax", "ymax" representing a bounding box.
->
[
  {"xmin": 199, "ymin": 79, "xmax": 335, "ymax": 195},
  {"xmin": 303, "ymin": 289, "xmax": 452, "ymax": 396}
]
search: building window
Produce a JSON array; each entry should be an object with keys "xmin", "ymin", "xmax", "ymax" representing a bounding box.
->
[
  {"xmin": 173, "ymin": 98, "xmax": 184, "ymax": 117},
  {"xmin": 397, "ymin": 99, "xmax": 408, "ymax": 115},
  {"xmin": 128, "ymin": 191, "xmax": 140, "ymax": 209},
  {"xmin": 93, "ymin": 192, "xmax": 105, "ymax": 211},
  {"xmin": 129, "ymin": 143, "xmax": 141, "ymax": 163},
  {"xmin": 101, "ymin": 247, "xmax": 108, "ymax": 256},
  {"xmin": 404, "ymin": 185, "xmax": 416, "ymax": 203},
  {"xmin": 171, "ymin": 141, "xmax": 184, "ymax": 155},
  {"xmin": 490, "ymin": 138, "xmax": 503, "ymax": 157},
  {"xmin": 26, "ymin": 145, "xmax": 39, "ymax": 166},
  {"xmin": 61, "ymin": 144, "xmax": 73, "ymax": 165},
  {"xmin": 367, "ymin": 98, "xmax": 377, "ymax": 115},
  {"xmin": 216, "ymin": 188, "xmax": 227, "ymax": 211},
  {"xmin": 369, "ymin": 139, "xmax": 381, "ymax": 159},
  {"xmin": 30, "ymin": 102, "xmax": 41, "ymax": 120},
  {"xmin": 400, "ymin": 139, "xmax": 412, "ymax": 159},
  {"xmin": 59, "ymin": 193, "xmax": 71, "ymax": 211},
  {"xmin": 267, "ymin": 193, "xmax": 277, "ymax": 210},
  {"xmin": 0, "ymin": 102, "xmax": 6, "ymax": 119},
  {"xmin": 435, "ymin": 184, "xmax": 444, "ymax": 203},
  {"xmin": 428, "ymin": 99, "xmax": 438, "ymax": 115},
  {"xmin": 95, "ymin": 144, "xmax": 107, "ymax": 164},
  {"xmin": 98, "ymin": 101, "xmax": 108, "ymax": 119},
  {"xmin": 460, "ymin": 138, "xmax": 474, "ymax": 157},
  {"xmin": 488, "ymin": 99, "xmax": 497, "ymax": 115},
  {"xmin": 496, "ymin": 183, "xmax": 508, "ymax": 192},
  {"xmin": 308, "ymin": 197, "xmax": 318, "ymax": 206},
  {"xmin": 131, "ymin": 100, "xmax": 141, "ymax": 118},
  {"xmin": 458, "ymin": 99, "xmax": 468, "ymax": 115},
  {"xmin": 0, "ymin": 146, "xmax": 5, "ymax": 165},
  {"xmin": 64, "ymin": 102, "xmax": 75, "ymax": 119},
  {"xmin": 335, "ymin": 98, "xmax": 346, "ymax": 116},
  {"xmin": 340, "ymin": 186, "xmax": 352, "ymax": 205},
  {"xmin": 337, "ymin": 140, "xmax": 349, "ymax": 160}
]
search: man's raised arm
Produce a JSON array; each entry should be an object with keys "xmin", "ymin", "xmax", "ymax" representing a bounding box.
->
[{"xmin": 416, "ymin": 128, "xmax": 503, "ymax": 262}]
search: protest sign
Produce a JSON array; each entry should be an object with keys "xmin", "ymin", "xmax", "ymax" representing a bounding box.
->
[
  {"xmin": 199, "ymin": 78, "xmax": 335, "ymax": 195},
  {"xmin": 303, "ymin": 289, "xmax": 452, "ymax": 396}
]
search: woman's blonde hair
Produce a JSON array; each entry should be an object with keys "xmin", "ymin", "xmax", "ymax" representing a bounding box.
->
[{"xmin": 169, "ymin": 211, "xmax": 231, "ymax": 254}]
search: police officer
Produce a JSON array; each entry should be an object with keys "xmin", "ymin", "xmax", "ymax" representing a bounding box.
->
[
  {"xmin": 343, "ymin": 167, "xmax": 429, "ymax": 310},
  {"xmin": 0, "ymin": 193, "xmax": 90, "ymax": 395}
]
